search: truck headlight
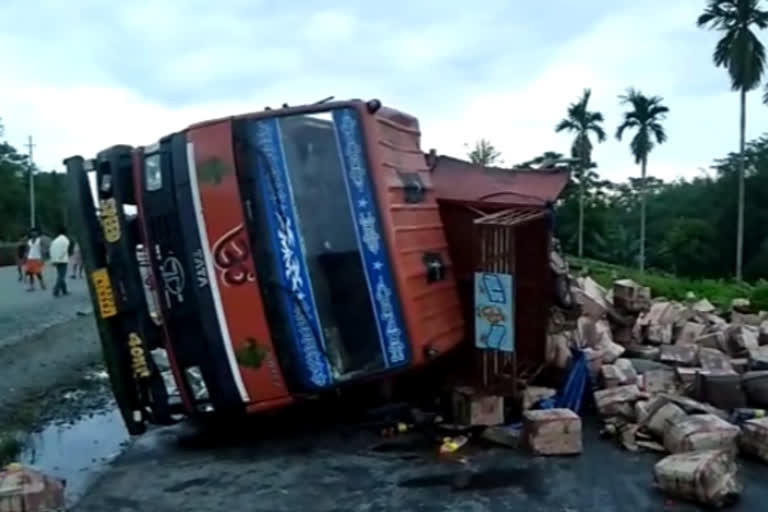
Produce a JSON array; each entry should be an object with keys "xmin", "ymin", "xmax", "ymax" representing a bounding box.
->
[
  {"xmin": 144, "ymin": 153, "xmax": 162, "ymax": 191},
  {"xmin": 185, "ymin": 366, "xmax": 210, "ymax": 401}
]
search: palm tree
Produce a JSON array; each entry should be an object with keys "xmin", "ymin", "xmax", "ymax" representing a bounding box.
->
[
  {"xmin": 698, "ymin": 0, "xmax": 768, "ymax": 281},
  {"xmin": 466, "ymin": 139, "xmax": 502, "ymax": 166},
  {"xmin": 616, "ymin": 88, "xmax": 669, "ymax": 273},
  {"xmin": 555, "ymin": 89, "xmax": 606, "ymax": 258}
]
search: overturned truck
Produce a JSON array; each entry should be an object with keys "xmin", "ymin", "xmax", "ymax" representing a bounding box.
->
[{"xmin": 64, "ymin": 99, "xmax": 569, "ymax": 434}]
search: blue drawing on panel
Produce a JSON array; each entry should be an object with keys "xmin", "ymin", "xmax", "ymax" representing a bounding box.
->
[
  {"xmin": 482, "ymin": 273, "xmax": 508, "ymax": 304},
  {"xmin": 474, "ymin": 272, "xmax": 514, "ymax": 353},
  {"xmin": 248, "ymin": 118, "xmax": 331, "ymax": 389}
]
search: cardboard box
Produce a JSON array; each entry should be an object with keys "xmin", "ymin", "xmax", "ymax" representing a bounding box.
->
[
  {"xmin": 594, "ymin": 385, "xmax": 641, "ymax": 419},
  {"xmin": 654, "ymin": 450, "xmax": 741, "ymax": 508},
  {"xmin": 522, "ymin": 386, "xmax": 557, "ymax": 410},
  {"xmin": 523, "ymin": 408, "xmax": 582, "ymax": 455},
  {"xmin": 644, "ymin": 368, "xmax": 677, "ymax": 394},
  {"xmin": 740, "ymin": 417, "xmax": 768, "ymax": 463},
  {"xmin": 452, "ymin": 386, "xmax": 504, "ymax": 426},
  {"xmin": 663, "ymin": 414, "xmax": 740, "ymax": 454},
  {"xmin": 660, "ymin": 345, "xmax": 700, "ymax": 367},
  {"xmin": 613, "ymin": 279, "xmax": 651, "ymax": 313},
  {"xmin": 676, "ymin": 322, "xmax": 706, "ymax": 345}
]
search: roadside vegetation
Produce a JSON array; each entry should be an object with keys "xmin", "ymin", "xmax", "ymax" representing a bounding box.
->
[
  {"xmin": 470, "ymin": 2, "xmax": 768, "ymax": 286},
  {"xmin": 570, "ymin": 256, "xmax": 768, "ymax": 312}
]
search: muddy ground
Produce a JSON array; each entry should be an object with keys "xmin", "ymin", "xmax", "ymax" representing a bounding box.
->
[
  {"xmin": 0, "ymin": 264, "xmax": 106, "ymax": 466},
  {"xmin": 0, "ymin": 315, "xmax": 101, "ymax": 422}
]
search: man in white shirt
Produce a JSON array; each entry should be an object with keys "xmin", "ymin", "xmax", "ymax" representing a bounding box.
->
[
  {"xmin": 25, "ymin": 228, "xmax": 46, "ymax": 291},
  {"xmin": 50, "ymin": 226, "xmax": 71, "ymax": 297}
]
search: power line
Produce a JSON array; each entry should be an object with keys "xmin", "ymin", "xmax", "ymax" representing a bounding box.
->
[{"xmin": 25, "ymin": 135, "xmax": 35, "ymax": 229}]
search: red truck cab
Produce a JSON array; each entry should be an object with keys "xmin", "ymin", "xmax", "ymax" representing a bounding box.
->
[{"xmin": 64, "ymin": 99, "xmax": 464, "ymax": 434}]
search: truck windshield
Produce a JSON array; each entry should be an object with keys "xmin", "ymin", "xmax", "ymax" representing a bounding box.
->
[{"xmin": 243, "ymin": 110, "xmax": 385, "ymax": 381}]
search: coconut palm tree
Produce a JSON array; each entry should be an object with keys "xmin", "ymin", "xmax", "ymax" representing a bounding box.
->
[
  {"xmin": 616, "ymin": 88, "xmax": 669, "ymax": 272},
  {"xmin": 555, "ymin": 88, "xmax": 606, "ymax": 258},
  {"xmin": 465, "ymin": 139, "xmax": 502, "ymax": 166},
  {"xmin": 698, "ymin": 0, "xmax": 768, "ymax": 280}
]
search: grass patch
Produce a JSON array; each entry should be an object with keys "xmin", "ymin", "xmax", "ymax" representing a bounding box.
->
[
  {"xmin": 569, "ymin": 257, "xmax": 755, "ymax": 310},
  {"xmin": 0, "ymin": 434, "xmax": 22, "ymax": 465},
  {"xmin": 0, "ymin": 399, "xmax": 41, "ymax": 466}
]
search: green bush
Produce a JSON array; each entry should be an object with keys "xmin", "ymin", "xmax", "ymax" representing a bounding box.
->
[
  {"xmin": 0, "ymin": 244, "xmax": 17, "ymax": 267},
  {"xmin": 570, "ymin": 257, "xmax": 753, "ymax": 310},
  {"xmin": 750, "ymin": 282, "xmax": 768, "ymax": 312}
]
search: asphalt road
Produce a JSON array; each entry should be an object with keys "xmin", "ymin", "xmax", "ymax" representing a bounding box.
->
[
  {"xmin": 74, "ymin": 413, "xmax": 768, "ymax": 512},
  {"xmin": 0, "ymin": 264, "xmax": 91, "ymax": 347}
]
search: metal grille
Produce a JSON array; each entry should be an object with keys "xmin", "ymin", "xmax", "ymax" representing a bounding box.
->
[{"xmin": 473, "ymin": 207, "xmax": 548, "ymax": 395}]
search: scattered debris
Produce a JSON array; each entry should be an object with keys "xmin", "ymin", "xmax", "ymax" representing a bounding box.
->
[
  {"xmin": 573, "ymin": 277, "xmax": 609, "ymax": 319},
  {"xmin": 748, "ymin": 346, "xmax": 768, "ymax": 370},
  {"xmin": 522, "ymin": 273, "xmax": 768, "ymax": 498},
  {"xmin": 481, "ymin": 424, "xmax": 522, "ymax": 448},
  {"xmin": 692, "ymin": 299, "xmax": 715, "ymax": 314},
  {"xmin": 654, "ymin": 449, "xmax": 741, "ymax": 508},
  {"xmin": 643, "ymin": 368, "xmax": 677, "ymax": 394},
  {"xmin": 732, "ymin": 298, "xmax": 751, "ymax": 313},
  {"xmin": 659, "ymin": 345, "xmax": 699, "ymax": 367},
  {"xmin": 676, "ymin": 322, "xmax": 706, "ymax": 346},
  {"xmin": 523, "ymin": 409, "xmax": 582, "ymax": 455},
  {"xmin": 601, "ymin": 359, "xmax": 637, "ymax": 388},
  {"xmin": 739, "ymin": 417, "xmax": 768, "ymax": 463},
  {"xmin": 594, "ymin": 385, "xmax": 642, "ymax": 419},
  {"xmin": 439, "ymin": 435, "xmax": 468, "ymax": 454},
  {"xmin": 522, "ymin": 386, "xmax": 557, "ymax": 411},
  {"xmin": 663, "ymin": 414, "xmax": 740, "ymax": 454},
  {"xmin": 612, "ymin": 279, "xmax": 651, "ymax": 313},
  {"xmin": 699, "ymin": 348, "xmax": 734, "ymax": 374},
  {"xmin": 451, "ymin": 387, "xmax": 504, "ymax": 427},
  {"xmin": 643, "ymin": 401, "xmax": 686, "ymax": 438},
  {"xmin": 742, "ymin": 371, "xmax": 768, "ymax": 408},
  {"xmin": 696, "ymin": 372, "xmax": 747, "ymax": 410}
]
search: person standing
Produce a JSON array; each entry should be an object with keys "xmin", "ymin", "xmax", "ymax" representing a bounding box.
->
[
  {"xmin": 70, "ymin": 241, "xmax": 83, "ymax": 279},
  {"xmin": 25, "ymin": 229, "xmax": 46, "ymax": 291},
  {"xmin": 16, "ymin": 236, "xmax": 28, "ymax": 282},
  {"xmin": 50, "ymin": 226, "xmax": 71, "ymax": 297}
]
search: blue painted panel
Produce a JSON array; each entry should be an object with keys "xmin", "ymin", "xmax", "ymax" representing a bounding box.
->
[
  {"xmin": 474, "ymin": 272, "xmax": 515, "ymax": 352},
  {"xmin": 332, "ymin": 108, "xmax": 410, "ymax": 367}
]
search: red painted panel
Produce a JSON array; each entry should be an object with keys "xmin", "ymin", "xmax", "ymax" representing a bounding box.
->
[
  {"xmin": 187, "ymin": 122, "xmax": 292, "ymax": 405},
  {"xmin": 359, "ymin": 105, "xmax": 465, "ymax": 366}
]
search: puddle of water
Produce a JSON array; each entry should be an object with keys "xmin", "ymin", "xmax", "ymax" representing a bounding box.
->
[{"xmin": 20, "ymin": 407, "xmax": 130, "ymax": 505}]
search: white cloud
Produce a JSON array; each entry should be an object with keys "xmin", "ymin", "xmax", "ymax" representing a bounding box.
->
[{"xmin": 0, "ymin": 0, "xmax": 766, "ymax": 186}]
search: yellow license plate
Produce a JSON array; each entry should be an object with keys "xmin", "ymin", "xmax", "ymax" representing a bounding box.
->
[{"xmin": 91, "ymin": 268, "xmax": 118, "ymax": 318}]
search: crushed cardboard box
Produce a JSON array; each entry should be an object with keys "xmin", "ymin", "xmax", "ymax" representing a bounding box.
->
[
  {"xmin": 523, "ymin": 408, "xmax": 582, "ymax": 456},
  {"xmin": 654, "ymin": 449, "xmax": 741, "ymax": 508},
  {"xmin": 663, "ymin": 414, "xmax": 740, "ymax": 454}
]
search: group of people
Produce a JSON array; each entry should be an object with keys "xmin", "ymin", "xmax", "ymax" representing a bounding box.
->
[{"xmin": 15, "ymin": 227, "xmax": 82, "ymax": 296}]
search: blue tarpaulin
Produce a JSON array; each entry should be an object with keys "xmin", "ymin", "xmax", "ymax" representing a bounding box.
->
[{"xmin": 536, "ymin": 349, "xmax": 590, "ymax": 414}]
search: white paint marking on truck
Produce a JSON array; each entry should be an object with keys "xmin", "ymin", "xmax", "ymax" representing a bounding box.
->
[{"xmin": 186, "ymin": 141, "xmax": 250, "ymax": 402}]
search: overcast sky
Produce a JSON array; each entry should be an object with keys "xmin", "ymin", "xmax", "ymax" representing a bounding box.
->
[{"xmin": 2, "ymin": 0, "xmax": 768, "ymax": 182}]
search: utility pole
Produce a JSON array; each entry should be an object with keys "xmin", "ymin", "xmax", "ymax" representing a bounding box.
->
[{"xmin": 25, "ymin": 135, "xmax": 35, "ymax": 229}]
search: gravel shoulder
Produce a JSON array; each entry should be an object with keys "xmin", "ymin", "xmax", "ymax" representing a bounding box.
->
[
  {"xmin": 0, "ymin": 314, "xmax": 102, "ymax": 463},
  {"xmin": 0, "ymin": 315, "xmax": 101, "ymax": 418}
]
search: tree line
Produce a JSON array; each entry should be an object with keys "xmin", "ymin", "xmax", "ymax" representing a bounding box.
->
[
  {"xmin": 0, "ymin": 118, "xmax": 68, "ymax": 242},
  {"xmin": 466, "ymin": 0, "xmax": 768, "ymax": 282}
]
